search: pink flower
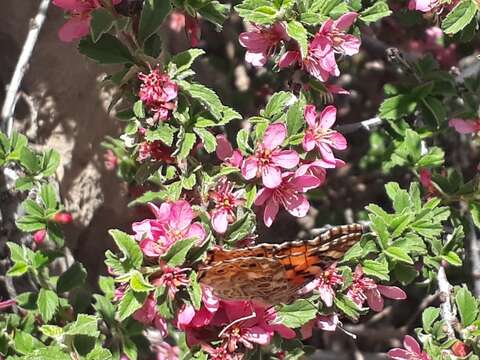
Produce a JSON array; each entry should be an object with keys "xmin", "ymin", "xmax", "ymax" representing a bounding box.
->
[
  {"xmin": 137, "ymin": 140, "xmax": 175, "ymax": 163},
  {"xmin": 152, "ymin": 266, "xmax": 190, "ymax": 299},
  {"xmin": 319, "ymin": 12, "xmax": 360, "ymax": 56},
  {"xmin": 408, "ymin": 0, "xmax": 458, "ymax": 12},
  {"xmin": 279, "ymin": 35, "xmax": 337, "ymax": 82},
  {"xmin": 419, "ymin": 169, "xmax": 436, "ymax": 195},
  {"xmin": 133, "ymin": 294, "xmax": 168, "ymax": 336},
  {"xmin": 239, "ymin": 23, "xmax": 289, "ymax": 67},
  {"xmin": 53, "ymin": 0, "xmax": 120, "ymax": 42},
  {"xmin": 133, "ymin": 200, "xmax": 206, "ymax": 257},
  {"xmin": 33, "ymin": 229, "xmax": 47, "ymax": 245},
  {"xmin": 216, "ymin": 135, "xmax": 244, "ymax": 168},
  {"xmin": 209, "ymin": 179, "xmax": 245, "ymax": 234},
  {"xmin": 449, "ymin": 118, "xmax": 480, "ymax": 134},
  {"xmin": 138, "ymin": 68, "xmax": 178, "ymax": 122},
  {"xmin": 296, "ymin": 160, "xmax": 327, "ymax": 185},
  {"xmin": 301, "ymin": 265, "xmax": 343, "ymax": 307},
  {"xmin": 301, "ymin": 313, "xmax": 339, "ymax": 339},
  {"xmin": 53, "ymin": 212, "xmax": 73, "ymax": 224},
  {"xmin": 255, "ymin": 172, "xmax": 321, "ymax": 227},
  {"xmin": 347, "ymin": 266, "xmax": 407, "ymax": 312},
  {"xmin": 303, "ymin": 105, "xmax": 347, "ymax": 164},
  {"xmin": 388, "ymin": 335, "xmax": 431, "ymax": 360},
  {"xmin": 242, "ymin": 123, "xmax": 299, "ymax": 188},
  {"xmin": 155, "ymin": 341, "xmax": 180, "ymax": 360},
  {"xmin": 104, "ymin": 150, "xmax": 118, "ymax": 170}
]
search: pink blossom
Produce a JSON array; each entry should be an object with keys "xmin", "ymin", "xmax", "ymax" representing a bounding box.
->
[
  {"xmin": 104, "ymin": 150, "xmax": 118, "ymax": 170},
  {"xmin": 296, "ymin": 160, "xmax": 327, "ymax": 185},
  {"xmin": 137, "ymin": 140, "xmax": 175, "ymax": 163},
  {"xmin": 303, "ymin": 105, "xmax": 347, "ymax": 164},
  {"xmin": 53, "ymin": 0, "xmax": 120, "ymax": 42},
  {"xmin": 155, "ymin": 341, "xmax": 180, "ymax": 360},
  {"xmin": 388, "ymin": 335, "xmax": 431, "ymax": 360},
  {"xmin": 138, "ymin": 68, "xmax": 178, "ymax": 122},
  {"xmin": 408, "ymin": 0, "xmax": 458, "ymax": 12},
  {"xmin": 279, "ymin": 34, "xmax": 337, "ymax": 82},
  {"xmin": 242, "ymin": 123, "xmax": 299, "ymax": 188},
  {"xmin": 216, "ymin": 135, "xmax": 243, "ymax": 168},
  {"xmin": 168, "ymin": 11, "xmax": 201, "ymax": 47},
  {"xmin": 33, "ymin": 229, "xmax": 47, "ymax": 245},
  {"xmin": 133, "ymin": 200, "xmax": 206, "ymax": 257},
  {"xmin": 347, "ymin": 266, "xmax": 407, "ymax": 312},
  {"xmin": 449, "ymin": 118, "xmax": 480, "ymax": 134},
  {"xmin": 255, "ymin": 172, "xmax": 321, "ymax": 227},
  {"xmin": 133, "ymin": 294, "xmax": 168, "ymax": 336},
  {"xmin": 152, "ymin": 266, "xmax": 190, "ymax": 299},
  {"xmin": 209, "ymin": 179, "xmax": 245, "ymax": 234},
  {"xmin": 419, "ymin": 169, "xmax": 436, "ymax": 195},
  {"xmin": 301, "ymin": 313, "xmax": 339, "ymax": 339},
  {"xmin": 53, "ymin": 212, "xmax": 73, "ymax": 224},
  {"xmin": 301, "ymin": 265, "xmax": 343, "ymax": 307},
  {"xmin": 319, "ymin": 12, "xmax": 360, "ymax": 56},
  {"xmin": 239, "ymin": 23, "xmax": 289, "ymax": 67}
]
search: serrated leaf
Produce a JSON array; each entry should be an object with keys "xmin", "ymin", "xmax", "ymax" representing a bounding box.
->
[
  {"xmin": 161, "ymin": 237, "xmax": 196, "ymax": 266},
  {"xmin": 360, "ymin": 1, "xmax": 392, "ymax": 23},
  {"xmin": 178, "ymin": 132, "xmax": 197, "ymax": 159},
  {"xmin": 7, "ymin": 242, "xmax": 25, "ymax": 263},
  {"xmin": 14, "ymin": 331, "xmax": 45, "ymax": 355},
  {"xmin": 117, "ymin": 289, "xmax": 147, "ymax": 321},
  {"xmin": 57, "ymin": 262, "xmax": 87, "ymax": 293},
  {"xmin": 145, "ymin": 124, "xmax": 176, "ymax": 146},
  {"xmin": 170, "ymin": 49, "xmax": 205, "ymax": 77},
  {"xmin": 130, "ymin": 271, "xmax": 155, "ymax": 292},
  {"xmin": 133, "ymin": 100, "xmax": 145, "ymax": 118},
  {"xmin": 263, "ymin": 91, "xmax": 295, "ymax": 118},
  {"xmin": 108, "ymin": 229, "xmax": 143, "ymax": 268},
  {"xmin": 39, "ymin": 325, "xmax": 64, "ymax": 338},
  {"xmin": 40, "ymin": 183, "xmax": 58, "ymax": 210},
  {"xmin": 65, "ymin": 314, "xmax": 99, "ymax": 337},
  {"xmin": 274, "ymin": 299, "xmax": 317, "ymax": 328},
  {"xmin": 179, "ymin": 81, "xmax": 224, "ymax": 120},
  {"xmin": 334, "ymin": 294, "xmax": 360, "ymax": 320},
  {"xmin": 78, "ymin": 33, "xmax": 134, "ymax": 64},
  {"xmin": 90, "ymin": 7, "xmax": 115, "ymax": 42},
  {"xmin": 379, "ymin": 94, "xmax": 417, "ymax": 120},
  {"xmin": 384, "ymin": 246, "xmax": 414, "ymax": 264},
  {"xmin": 441, "ymin": 0, "xmax": 477, "ymax": 34},
  {"xmin": 188, "ymin": 271, "xmax": 202, "ymax": 310},
  {"xmin": 37, "ymin": 289, "xmax": 59, "ymax": 322},
  {"xmin": 362, "ymin": 259, "xmax": 390, "ymax": 281},
  {"xmin": 195, "ymin": 128, "xmax": 217, "ymax": 153},
  {"xmin": 7, "ymin": 261, "xmax": 29, "ymax": 277},
  {"xmin": 286, "ymin": 21, "xmax": 308, "ymax": 58},
  {"xmin": 138, "ymin": 0, "xmax": 172, "ymax": 45},
  {"xmin": 455, "ymin": 287, "xmax": 478, "ymax": 326},
  {"xmin": 422, "ymin": 307, "xmax": 440, "ymax": 332},
  {"xmin": 40, "ymin": 149, "xmax": 60, "ymax": 177}
]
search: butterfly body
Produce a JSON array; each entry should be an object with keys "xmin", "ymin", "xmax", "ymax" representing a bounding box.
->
[{"xmin": 197, "ymin": 224, "xmax": 365, "ymax": 305}]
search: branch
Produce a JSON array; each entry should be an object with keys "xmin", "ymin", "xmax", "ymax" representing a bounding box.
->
[
  {"xmin": 437, "ymin": 265, "xmax": 456, "ymax": 339},
  {"xmin": 1, "ymin": 0, "xmax": 51, "ymax": 137},
  {"xmin": 336, "ymin": 117, "xmax": 383, "ymax": 134}
]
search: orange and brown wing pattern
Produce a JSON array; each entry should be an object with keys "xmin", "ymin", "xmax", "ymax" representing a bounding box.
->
[{"xmin": 197, "ymin": 224, "xmax": 365, "ymax": 305}]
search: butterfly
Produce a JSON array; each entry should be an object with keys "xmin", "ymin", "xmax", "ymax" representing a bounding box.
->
[{"xmin": 197, "ymin": 224, "xmax": 365, "ymax": 305}]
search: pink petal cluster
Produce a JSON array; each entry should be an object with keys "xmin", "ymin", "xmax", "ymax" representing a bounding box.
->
[
  {"xmin": 255, "ymin": 171, "xmax": 321, "ymax": 227},
  {"xmin": 137, "ymin": 139, "xmax": 175, "ymax": 163},
  {"xmin": 33, "ymin": 229, "xmax": 47, "ymax": 245},
  {"xmin": 408, "ymin": 0, "xmax": 458, "ymax": 13},
  {"xmin": 301, "ymin": 264, "xmax": 343, "ymax": 307},
  {"xmin": 242, "ymin": 123, "xmax": 299, "ymax": 188},
  {"xmin": 133, "ymin": 293, "xmax": 168, "ymax": 336},
  {"xmin": 138, "ymin": 68, "xmax": 179, "ymax": 122},
  {"xmin": 53, "ymin": 0, "xmax": 120, "ymax": 42},
  {"xmin": 303, "ymin": 104, "xmax": 347, "ymax": 164},
  {"xmin": 388, "ymin": 335, "xmax": 431, "ymax": 360},
  {"xmin": 449, "ymin": 118, "xmax": 480, "ymax": 134},
  {"xmin": 279, "ymin": 13, "xmax": 360, "ymax": 82},
  {"xmin": 408, "ymin": 27, "xmax": 457, "ymax": 69},
  {"xmin": 152, "ymin": 266, "xmax": 190, "ymax": 299},
  {"xmin": 169, "ymin": 11, "xmax": 201, "ymax": 47},
  {"xmin": 133, "ymin": 200, "xmax": 206, "ymax": 257},
  {"xmin": 301, "ymin": 313, "xmax": 339, "ymax": 339},
  {"xmin": 209, "ymin": 179, "xmax": 245, "ymax": 234},
  {"xmin": 239, "ymin": 23, "xmax": 289, "ymax": 67},
  {"xmin": 216, "ymin": 135, "xmax": 244, "ymax": 168},
  {"xmin": 347, "ymin": 266, "xmax": 407, "ymax": 312}
]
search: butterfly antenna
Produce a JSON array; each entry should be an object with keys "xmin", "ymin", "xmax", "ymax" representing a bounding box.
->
[{"xmin": 218, "ymin": 311, "xmax": 257, "ymax": 338}]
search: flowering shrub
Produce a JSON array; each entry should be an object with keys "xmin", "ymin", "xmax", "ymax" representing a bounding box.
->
[{"xmin": 2, "ymin": 0, "xmax": 480, "ymax": 359}]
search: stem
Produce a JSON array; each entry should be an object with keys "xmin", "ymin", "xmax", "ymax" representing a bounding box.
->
[
  {"xmin": 437, "ymin": 265, "xmax": 456, "ymax": 339},
  {"xmin": 1, "ymin": 0, "xmax": 50, "ymax": 136}
]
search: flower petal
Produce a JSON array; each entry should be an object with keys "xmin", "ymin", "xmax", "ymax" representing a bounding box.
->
[
  {"xmin": 169, "ymin": 200, "xmax": 194, "ymax": 231},
  {"xmin": 333, "ymin": 12, "xmax": 358, "ymax": 31},
  {"xmin": 330, "ymin": 132, "xmax": 348, "ymax": 150},
  {"xmin": 366, "ymin": 288, "xmax": 384, "ymax": 312},
  {"xmin": 262, "ymin": 165, "xmax": 282, "ymax": 189},
  {"xmin": 278, "ymin": 51, "xmax": 300, "ymax": 68},
  {"xmin": 263, "ymin": 198, "xmax": 280, "ymax": 227},
  {"xmin": 212, "ymin": 209, "xmax": 229, "ymax": 234},
  {"xmin": 262, "ymin": 123, "xmax": 287, "ymax": 150},
  {"xmin": 215, "ymin": 135, "xmax": 233, "ymax": 160},
  {"xmin": 58, "ymin": 16, "xmax": 91, "ymax": 42},
  {"xmin": 403, "ymin": 335, "xmax": 421, "ymax": 354},
  {"xmin": 378, "ymin": 285, "xmax": 407, "ymax": 300},
  {"xmin": 319, "ymin": 105, "xmax": 337, "ymax": 129},
  {"xmin": 271, "ymin": 150, "xmax": 300, "ymax": 169},
  {"xmin": 387, "ymin": 348, "xmax": 412, "ymax": 360},
  {"xmin": 242, "ymin": 157, "xmax": 258, "ymax": 180},
  {"xmin": 304, "ymin": 104, "xmax": 318, "ymax": 128},
  {"xmin": 302, "ymin": 133, "xmax": 317, "ymax": 152},
  {"xmin": 255, "ymin": 187, "xmax": 273, "ymax": 206},
  {"xmin": 185, "ymin": 222, "xmax": 206, "ymax": 243}
]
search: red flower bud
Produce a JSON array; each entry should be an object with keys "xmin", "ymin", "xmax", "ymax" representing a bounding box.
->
[
  {"xmin": 33, "ymin": 229, "xmax": 47, "ymax": 245},
  {"xmin": 53, "ymin": 212, "xmax": 73, "ymax": 224},
  {"xmin": 452, "ymin": 341, "xmax": 471, "ymax": 357}
]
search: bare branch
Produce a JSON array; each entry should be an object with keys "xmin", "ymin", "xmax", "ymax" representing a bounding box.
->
[
  {"xmin": 336, "ymin": 117, "xmax": 383, "ymax": 134},
  {"xmin": 1, "ymin": 0, "xmax": 51, "ymax": 136},
  {"xmin": 437, "ymin": 265, "xmax": 456, "ymax": 339}
]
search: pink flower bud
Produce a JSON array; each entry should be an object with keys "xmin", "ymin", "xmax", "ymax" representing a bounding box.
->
[
  {"xmin": 452, "ymin": 341, "xmax": 471, "ymax": 357},
  {"xmin": 33, "ymin": 229, "xmax": 47, "ymax": 245},
  {"xmin": 53, "ymin": 212, "xmax": 73, "ymax": 224}
]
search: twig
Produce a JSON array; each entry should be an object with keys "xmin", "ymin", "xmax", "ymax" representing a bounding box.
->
[
  {"xmin": 437, "ymin": 265, "xmax": 456, "ymax": 339},
  {"xmin": 336, "ymin": 117, "xmax": 383, "ymax": 134},
  {"xmin": 467, "ymin": 203, "xmax": 480, "ymax": 297},
  {"xmin": 1, "ymin": 0, "xmax": 50, "ymax": 136}
]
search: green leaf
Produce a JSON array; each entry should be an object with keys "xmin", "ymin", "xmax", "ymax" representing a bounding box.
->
[
  {"xmin": 90, "ymin": 8, "xmax": 115, "ymax": 42},
  {"xmin": 286, "ymin": 21, "xmax": 308, "ymax": 58},
  {"xmin": 7, "ymin": 261, "xmax": 29, "ymax": 277},
  {"xmin": 455, "ymin": 287, "xmax": 478, "ymax": 326},
  {"xmin": 274, "ymin": 299, "xmax": 317, "ymax": 328},
  {"xmin": 177, "ymin": 132, "xmax": 197, "ymax": 159},
  {"xmin": 19, "ymin": 147, "xmax": 40, "ymax": 174},
  {"xmin": 224, "ymin": 212, "xmax": 256, "ymax": 244},
  {"xmin": 441, "ymin": 251, "xmax": 462, "ymax": 267},
  {"xmin": 37, "ymin": 289, "xmax": 59, "ymax": 322},
  {"xmin": 236, "ymin": 128, "xmax": 252, "ymax": 154},
  {"xmin": 40, "ymin": 183, "xmax": 58, "ymax": 209},
  {"xmin": 15, "ymin": 215, "xmax": 45, "ymax": 232},
  {"xmin": 7, "ymin": 242, "xmax": 25, "ymax": 263},
  {"xmin": 188, "ymin": 271, "xmax": 202, "ymax": 310},
  {"xmin": 245, "ymin": 184, "xmax": 257, "ymax": 208},
  {"xmin": 108, "ymin": 229, "xmax": 143, "ymax": 268},
  {"xmin": 286, "ymin": 97, "xmax": 305, "ymax": 136},
  {"xmin": 422, "ymin": 307, "xmax": 440, "ymax": 332},
  {"xmin": 138, "ymin": 0, "xmax": 172, "ymax": 45},
  {"xmin": 360, "ymin": 1, "xmax": 392, "ymax": 23},
  {"xmin": 441, "ymin": 0, "xmax": 477, "ymax": 34},
  {"xmin": 169, "ymin": 49, "xmax": 205, "ymax": 77},
  {"xmin": 384, "ymin": 246, "xmax": 414, "ymax": 264},
  {"xmin": 145, "ymin": 124, "xmax": 176, "ymax": 146},
  {"xmin": 161, "ymin": 237, "xmax": 196, "ymax": 266},
  {"xmin": 133, "ymin": 100, "xmax": 145, "ymax": 118},
  {"xmin": 417, "ymin": 147, "xmax": 445, "ymax": 168},
  {"xmin": 334, "ymin": 294, "xmax": 360, "ymax": 320},
  {"xmin": 78, "ymin": 33, "xmax": 134, "ymax": 64},
  {"xmin": 179, "ymin": 81, "xmax": 224, "ymax": 120},
  {"xmin": 23, "ymin": 346, "xmax": 70, "ymax": 360},
  {"xmin": 22, "ymin": 199, "xmax": 44, "ymax": 218},
  {"xmin": 194, "ymin": 128, "xmax": 217, "ymax": 153},
  {"xmin": 197, "ymin": 1, "xmax": 229, "ymax": 28},
  {"xmin": 39, "ymin": 325, "xmax": 64, "ymax": 338},
  {"xmin": 130, "ymin": 271, "xmax": 155, "ymax": 292},
  {"xmin": 57, "ymin": 262, "xmax": 87, "ymax": 293},
  {"xmin": 469, "ymin": 202, "xmax": 480, "ymax": 230},
  {"xmin": 362, "ymin": 259, "xmax": 390, "ymax": 281},
  {"xmin": 379, "ymin": 94, "xmax": 417, "ymax": 120},
  {"xmin": 14, "ymin": 331, "xmax": 45, "ymax": 355},
  {"xmin": 86, "ymin": 346, "xmax": 113, "ymax": 360},
  {"xmin": 235, "ymin": 0, "xmax": 278, "ymax": 25},
  {"xmin": 117, "ymin": 289, "xmax": 147, "ymax": 321},
  {"xmin": 40, "ymin": 149, "xmax": 60, "ymax": 177},
  {"xmin": 65, "ymin": 314, "xmax": 100, "ymax": 337},
  {"xmin": 263, "ymin": 91, "xmax": 295, "ymax": 118}
]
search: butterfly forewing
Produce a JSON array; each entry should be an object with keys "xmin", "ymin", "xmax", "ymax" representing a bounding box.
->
[{"xmin": 197, "ymin": 224, "xmax": 365, "ymax": 305}]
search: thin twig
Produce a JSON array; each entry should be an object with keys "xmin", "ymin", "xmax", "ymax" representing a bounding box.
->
[
  {"xmin": 437, "ymin": 265, "xmax": 456, "ymax": 339},
  {"xmin": 336, "ymin": 117, "xmax": 383, "ymax": 134},
  {"xmin": 1, "ymin": 0, "xmax": 51, "ymax": 136}
]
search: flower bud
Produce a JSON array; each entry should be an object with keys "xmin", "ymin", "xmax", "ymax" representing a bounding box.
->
[
  {"xmin": 53, "ymin": 212, "xmax": 73, "ymax": 224},
  {"xmin": 451, "ymin": 341, "xmax": 471, "ymax": 357},
  {"xmin": 33, "ymin": 229, "xmax": 47, "ymax": 245}
]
